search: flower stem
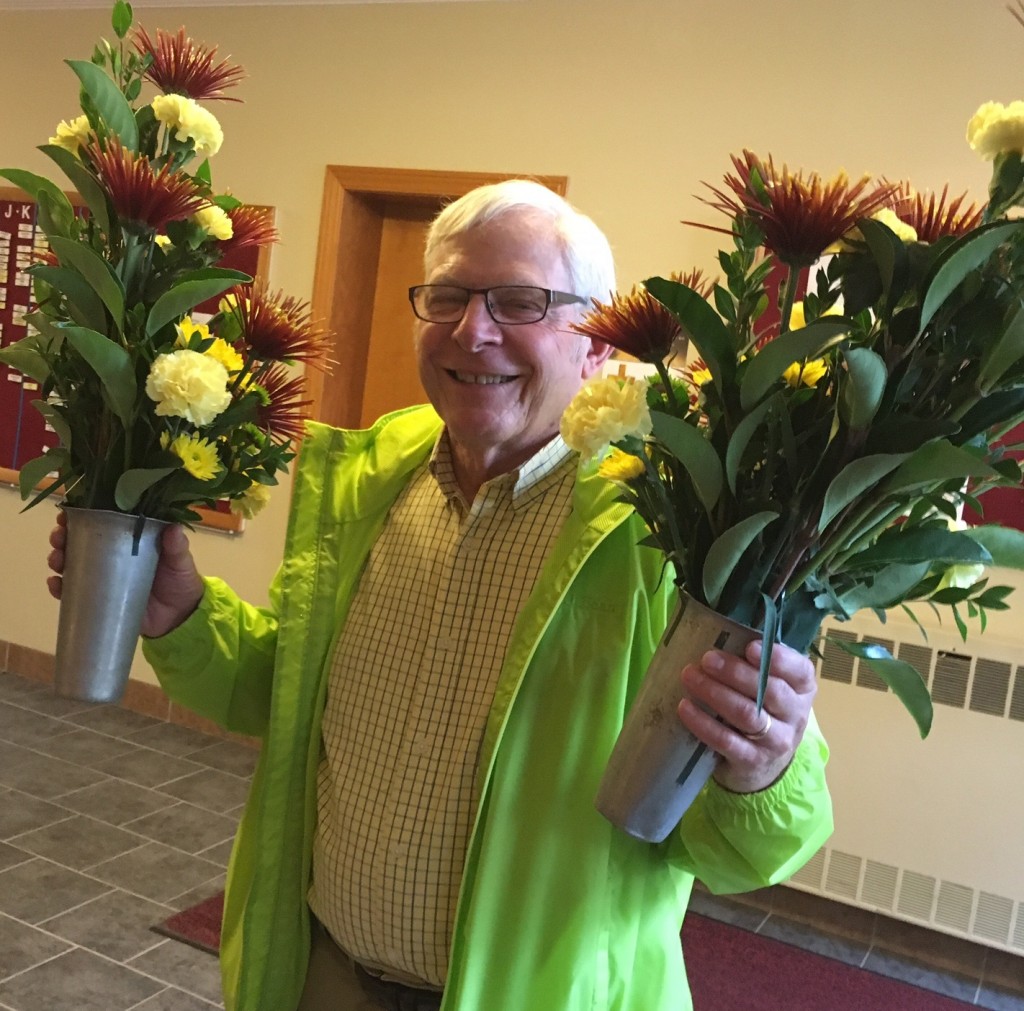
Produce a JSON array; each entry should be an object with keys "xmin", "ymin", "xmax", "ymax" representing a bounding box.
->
[
  {"xmin": 778, "ymin": 262, "xmax": 800, "ymax": 334},
  {"xmin": 653, "ymin": 358, "xmax": 680, "ymax": 413}
]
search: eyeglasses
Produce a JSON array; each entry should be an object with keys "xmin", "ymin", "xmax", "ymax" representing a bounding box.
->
[{"xmin": 408, "ymin": 284, "xmax": 586, "ymax": 325}]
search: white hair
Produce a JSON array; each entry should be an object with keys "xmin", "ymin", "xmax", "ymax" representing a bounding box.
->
[{"xmin": 424, "ymin": 179, "xmax": 616, "ymax": 305}]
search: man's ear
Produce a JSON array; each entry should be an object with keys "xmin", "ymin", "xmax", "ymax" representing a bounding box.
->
[{"xmin": 581, "ymin": 338, "xmax": 615, "ymax": 379}]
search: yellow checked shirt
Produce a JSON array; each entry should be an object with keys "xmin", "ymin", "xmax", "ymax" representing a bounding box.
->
[{"xmin": 309, "ymin": 431, "xmax": 577, "ymax": 988}]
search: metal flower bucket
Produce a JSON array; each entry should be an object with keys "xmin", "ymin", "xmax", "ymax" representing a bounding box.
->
[
  {"xmin": 595, "ymin": 594, "xmax": 758, "ymax": 843},
  {"xmin": 54, "ymin": 507, "xmax": 168, "ymax": 703}
]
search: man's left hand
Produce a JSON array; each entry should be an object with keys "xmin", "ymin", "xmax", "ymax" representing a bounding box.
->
[{"xmin": 677, "ymin": 640, "xmax": 817, "ymax": 794}]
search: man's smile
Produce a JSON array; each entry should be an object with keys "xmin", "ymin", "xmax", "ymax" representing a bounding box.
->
[{"xmin": 446, "ymin": 369, "xmax": 518, "ymax": 385}]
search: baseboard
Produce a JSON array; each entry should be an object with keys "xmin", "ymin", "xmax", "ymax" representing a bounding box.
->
[{"xmin": 0, "ymin": 638, "xmax": 257, "ymax": 748}]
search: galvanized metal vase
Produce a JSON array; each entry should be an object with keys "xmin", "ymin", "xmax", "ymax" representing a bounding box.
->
[
  {"xmin": 55, "ymin": 507, "xmax": 168, "ymax": 703},
  {"xmin": 595, "ymin": 593, "xmax": 758, "ymax": 843}
]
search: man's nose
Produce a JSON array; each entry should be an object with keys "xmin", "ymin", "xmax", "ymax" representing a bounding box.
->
[{"xmin": 451, "ymin": 293, "xmax": 501, "ymax": 350}]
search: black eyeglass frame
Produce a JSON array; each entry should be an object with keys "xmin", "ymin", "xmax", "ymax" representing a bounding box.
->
[{"xmin": 407, "ymin": 284, "xmax": 587, "ymax": 325}]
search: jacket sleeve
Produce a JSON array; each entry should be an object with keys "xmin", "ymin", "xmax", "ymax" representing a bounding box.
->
[
  {"xmin": 668, "ymin": 710, "xmax": 833, "ymax": 893},
  {"xmin": 141, "ymin": 573, "xmax": 282, "ymax": 739}
]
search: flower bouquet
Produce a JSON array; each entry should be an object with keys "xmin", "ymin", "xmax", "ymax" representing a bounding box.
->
[
  {"xmin": 562, "ymin": 108, "xmax": 1024, "ymax": 840},
  {"xmin": 0, "ymin": 2, "xmax": 327, "ymax": 701}
]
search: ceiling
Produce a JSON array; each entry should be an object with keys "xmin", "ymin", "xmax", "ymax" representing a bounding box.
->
[{"xmin": 0, "ymin": 0, "xmax": 489, "ymax": 8}]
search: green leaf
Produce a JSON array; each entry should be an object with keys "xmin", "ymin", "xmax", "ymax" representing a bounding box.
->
[
  {"xmin": 145, "ymin": 269, "xmax": 252, "ymax": 338},
  {"xmin": 0, "ymin": 341, "xmax": 50, "ymax": 383},
  {"xmin": 818, "ymin": 452, "xmax": 910, "ymax": 533},
  {"xmin": 739, "ymin": 320, "xmax": 849, "ymax": 410},
  {"xmin": 48, "ymin": 236, "xmax": 125, "ymax": 331},
  {"xmin": 725, "ymin": 395, "xmax": 778, "ymax": 495},
  {"xmin": 38, "ymin": 144, "xmax": 111, "ymax": 238},
  {"xmin": 845, "ymin": 528, "xmax": 992, "ymax": 569},
  {"xmin": 17, "ymin": 450, "xmax": 66, "ymax": 500},
  {"xmin": 837, "ymin": 562, "xmax": 932, "ymax": 613},
  {"xmin": 644, "ymin": 276, "xmax": 735, "ymax": 390},
  {"xmin": 650, "ymin": 410, "xmax": 723, "ymax": 513},
  {"xmin": 32, "ymin": 399, "xmax": 72, "ymax": 448},
  {"xmin": 115, "ymin": 466, "xmax": 178, "ymax": 511},
  {"xmin": 881, "ymin": 440, "xmax": 1000, "ymax": 494},
  {"xmin": 978, "ymin": 302, "xmax": 1024, "ymax": 392},
  {"xmin": 0, "ymin": 169, "xmax": 76, "ymax": 236},
  {"xmin": 919, "ymin": 220, "xmax": 1021, "ymax": 333},
  {"xmin": 31, "ymin": 265, "xmax": 106, "ymax": 331},
  {"xmin": 965, "ymin": 524, "xmax": 1024, "ymax": 570},
  {"xmin": 830, "ymin": 639, "xmax": 933, "ymax": 737},
  {"xmin": 857, "ymin": 216, "xmax": 907, "ymax": 299},
  {"xmin": 63, "ymin": 325, "xmax": 136, "ymax": 425},
  {"xmin": 35, "ymin": 190, "xmax": 74, "ymax": 243},
  {"xmin": 21, "ymin": 311, "xmax": 67, "ymax": 351},
  {"xmin": 702, "ymin": 511, "xmax": 778, "ymax": 608},
  {"xmin": 66, "ymin": 59, "xmax": 139, "ymax": 150},
  {"xmin": 756, "ymin": 593, "xmax": 779, "ymax": 712},
  {"xmin": 839, "ymin": 347, "xmax": 887, "ymax": 430},
  {"xmin": 112, "ymin": 0, "xmax": 132, "ymax": 37}
]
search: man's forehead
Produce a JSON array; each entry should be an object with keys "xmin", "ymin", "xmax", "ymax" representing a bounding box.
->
[{"xmin": 426, "ymin": 220, "xmax": 567, "ymax": 283}]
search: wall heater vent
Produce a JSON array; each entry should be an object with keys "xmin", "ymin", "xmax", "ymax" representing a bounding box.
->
[
  {"xmin": 788, "ymin": 846, "xmax": 1024, "ymax": 956},
  {"xmin": 818, "ymin": 629, "xmax": 1024, "ymax": 724},
  {"xmin": 795, "ymin": 621, "xmax": 1024, "ymax": 957}
]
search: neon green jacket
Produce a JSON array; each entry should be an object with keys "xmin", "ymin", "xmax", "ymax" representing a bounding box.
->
[{"xmin": 144, "ymin": 407, "xmax": 833, "ymax": 1011}]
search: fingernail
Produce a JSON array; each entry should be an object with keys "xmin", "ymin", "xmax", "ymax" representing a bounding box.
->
[{"xmin": 702, "ymin": 650, "xmax": 724, "ymax": 671}]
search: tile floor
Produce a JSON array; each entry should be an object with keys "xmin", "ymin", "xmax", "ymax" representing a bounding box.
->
[
  {"xmin": 0, "ymin": 670, "xmax": 255, "ymax": 1010},
  {"xmin": 1, "ymin": 667, "xmax": 1022, "ymax": 1011}
]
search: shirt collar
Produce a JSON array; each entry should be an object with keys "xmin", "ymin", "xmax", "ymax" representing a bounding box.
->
[{"xmin": 428, "ymin": 431, "xmax": 576, "ymax": 513}]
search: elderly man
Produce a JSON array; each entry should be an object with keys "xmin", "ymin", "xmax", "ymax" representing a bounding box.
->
[{"xmin": 49, "ymin": 180, "xmax": 832, "ymax": 1011}]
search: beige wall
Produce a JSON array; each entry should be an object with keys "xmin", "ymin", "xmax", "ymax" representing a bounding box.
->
[{"xmin": 2, "ymin": 0, "xmax": 1023, "ymax": 679}]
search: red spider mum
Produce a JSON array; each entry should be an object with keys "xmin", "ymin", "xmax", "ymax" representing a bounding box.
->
[
  {"xmin": 134, "ymin": 26, "xmax": 245, "ymax": 102},
  {"xmin": 86, "ymin": 137, "xmax": 206, "ymax": 231},
  {"xmin": 227, "ymin": 283, "xmax": 330, "ymax": 367},
  {"xmin": 217, "ymin": 205, "xmax": 279, "ymax": 258},
  {"xmin": 571, "ymin": 284, "xmax": 684, "ymax": 364},
  {"xmin": 251, "ymin": 363, "xmax": 312, "ymax": 442},
  {"xmin": 885, "ymin": 182, "xmax": 985, "ymax": 243},
  {"xmin": 697, "ymin": 151, "xmax": 898, "ymax": 267}
]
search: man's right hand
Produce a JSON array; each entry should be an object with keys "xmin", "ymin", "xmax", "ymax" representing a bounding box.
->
[{"xmin": 47, "ymin": 511, "xmax": 205, "ymax": 638}]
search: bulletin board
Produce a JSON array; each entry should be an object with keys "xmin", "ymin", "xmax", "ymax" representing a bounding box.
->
[{"xmin": 0, "ymin": 186, "xmax": 273, "ymax": 533}]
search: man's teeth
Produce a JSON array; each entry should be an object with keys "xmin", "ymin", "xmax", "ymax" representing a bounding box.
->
[{"xmin": 451, "ymin": 371, "xmax": 515, "ymax": 385}]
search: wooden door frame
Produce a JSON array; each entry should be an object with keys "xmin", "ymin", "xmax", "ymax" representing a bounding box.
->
[{"xmin": 306, "ymin": 166, "xmax": 568, "ymax": 429}]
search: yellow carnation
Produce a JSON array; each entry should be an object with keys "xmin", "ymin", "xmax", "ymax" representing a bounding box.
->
[
  {"xmin": 162, "ymin": 432, "xmax": 222, "ymax": 480},
  {"xmin": 145, "ymin": 349, "xmax": 231, "ymax": 426},
  {"xmin": 48, "ymin": 114, "xmax": 91, "ymax": 155},
  {"xmin": 598, "ymin": 448, "xmax": 646, "ymax": 483},
  {"xmin": 560, "ymin": 376, "xmax": 652, "ymax": 460},
  {"xmin": 967, "ymin": 100, "xmax": 1024, "ymax": 160},
  {"xmin": 871, "ymin": 207, "xmax": 918, "ymax": 244},
  {"xmin": 782, "ymin": 358, "xmax": 829, "ymax": 389},
  {"xmin": 195, "ymin": 204, "xmax": 233, "ymax": 241},
  {"xmin": 152, "ymin": 94, "xmax": 224, "ymax": 159},
  {"xmin": 230, "ymin": 482, "xmax": 272, "ymax": 519}
]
